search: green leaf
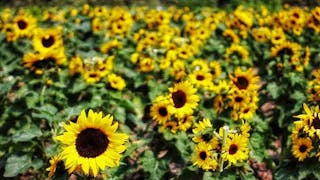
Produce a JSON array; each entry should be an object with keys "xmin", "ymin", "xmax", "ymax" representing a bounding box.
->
[
  {"xmin": 4, "ymin": 155, "xmax": 32, "ymax": 177},
  {"xmin": 266, "ymin": 82, "xmax": 281, "ymax": 99},
  {"xmin": 249, "ymin": 132, "xmax": 266, "ymax": 162},
  {"xmin": 12, "ymin": 125, "xmax": 42, "ymax": 143}
]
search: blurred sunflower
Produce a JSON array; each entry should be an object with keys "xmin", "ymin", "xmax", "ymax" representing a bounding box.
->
[
  {"xmin": 33, "ymin": 27, "xmax": 63, "ymax": 53},
  {"xmin": 188, "ymin": 70, "xmax": 213, "ymax": 90},
  {"xmin": 55, "ymin": 110, "xmax": 129, "ymax": 177},
  {"xmin": 294, "ymin": 103, "xmax": 320, "ymax": 138},
  {"xmin": 13, "ymin": 14, "xmax": 36, "ymax": 38},
  {"xmin": 291, "ymin": 137, "xmax": 313, "ymax": 161},
  {"xmin": 107, "ymin": 73, "xmax": 126, "ymax": 91},
  {"xmin": 169, "ymin": 81, "xmax": 200, "ymax": 118},
  {"xmin": 225, "ymin": 44, "xmax": 249, "ymax": 62},
  {"xmin": 229, "ymin": 67, "xmax": 260, "ymax": 92},
  {"xmin": 46, "ymin": 155, "xmax": 65, "ymax": 179}
]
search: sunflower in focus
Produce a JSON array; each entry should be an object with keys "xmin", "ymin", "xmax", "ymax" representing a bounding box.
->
[
  {"xmin": 221, "ymin": 133, "xmax": 249, "ymax": 166},
  {"xmin": 192, "ymin": 142, "xmax": 218, "ymax": 171},
  {"xmin": 169, "ymin": 81, "xmax": 200, "ymax": 118},
  {"xmin": 55, "ymin": 110, "xmax": 129, "ymax": 177},
  {"xmin": 150, "ymin": 96, "xmax": 172, "ymax": 124}
]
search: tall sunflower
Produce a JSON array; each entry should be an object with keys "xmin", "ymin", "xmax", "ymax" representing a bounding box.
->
[
  {"xmin": 291, "ymin": 137, "xmax": 313, "ymax": 161},
  {"xmin": 55, "ymin": 110, "xmax": 129, "ymax": 177},
  {"xmin": 221, "ymin": 133, "xmax": 249, "ymax": 166},
  {"xmin": 169, "ymin": 81, "xmax": 200, "ymax": 118}
]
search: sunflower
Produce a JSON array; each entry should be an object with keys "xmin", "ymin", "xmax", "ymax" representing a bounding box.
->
[
  {"xmin": 169, "ymin": 81, "xmax": 200, "ymax": 118},
  {"xmin": 46, "ymin": 155, "xmax": 65, "ymax": 179},
  {"xmin": 271, "ymin": 41, "xmax": 301, "ymax": 64},
  {"xmin": 225, "ymin": 44, "xmax": 249, "ymax": 62},
  {"xmin": 214, "ymin": 95, "xmax": 225, "ymax": 114},
  {"xmin": 294, "ymin": 103, "xmax": 320, "ymax": 138},
  {"xmin": 228, "ymin": 89, "xmax": 250, "ymax": 111},
  {"xmin": 292, "ymin": 137, "xmax": 313, "ymax": 161},
  {"xmin": 107, "ymin": 73, "xmax": 126, "ymax": 91},
  {"xmin": 69, "ymin": 56, "xmax": 84, "ymax": 76},
  {"xmin": 192, "ymin": 118, "xmax": 212, "ymax": 134},
  {"xmin": 23, "ymin": 49, "xmax": 66, "ymax": 72},
  {"xmin": 223, "ymin": 29, "xmax": 240, "ymax": 44},
  {"xmin": 160, "ymin": 121, "xmax": 179, "ymax": 133},
  {"xmin": 270, "ymin": 28, "xmax": 286, "ymax": 45},
  {"xmin": 33, "ymin": 27, "xmax": 63, "ymax": 54},
  {"xmin": 209, "ymin": 61, "xmax": 222, "ymax": 80},
  {"xmin": 229, "ymin": 67, "xmax": 260, "ymax": 92},
  {"xmin": 190, "ymin": 59, "xmax": 209, "ymax": 72},
  {"xmin": 188, "ymin": 70, "xmax": 213, "ymax": 90},
  {"xmin": 55, "ymin": 110, "xmax": 129, "ymax": 177},
  {"xmin": 82, "ymin": 70, "xmax": 101, "ymax": 84},
  {"xmin": 13, "ymin": 14, "xmax": 37, "ymax": 38},
  {"xmin": 170, "ymin": 60, "xmax": 186, "ymax": 80},
  {"xmin": 192, "ymin": 142, "xmax": 218, "ymax": 171},
  {"xmin": 221, "ymin": 133, "xmax": 249, "ymax": 166},
  {"xmin": 150, "ymin": 98, "xmax": 172, "ymax": 124},
  {"xmin": 139, "ymin": 57, "xmax": 155, "ymax": 73},
  {"xmin": 251, "ymin": 27, "xmax": 270, "ymax": 42},
  {"xmin": 177, "ymin": 115, "xmax": 194, "ymax": 132}
]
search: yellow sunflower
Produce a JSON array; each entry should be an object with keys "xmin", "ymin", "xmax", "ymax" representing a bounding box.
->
[
  {"xmin": 169, "ymin": 81, "xmax": 200, "ymax": 118},
  {"xmin": 192, "ymin": 142, "xmax": 218, "ymax": 171},
  {"xmin": 223, "ymin": 29, "xmax": 240, "ymax": 44},
  {"xmin": 13, "ymin": 14, "xmax": 37, "ymax": 38},
  {"xmin": 46, "ymin": 155, "xmax": 65, "ymax": 179},
  {"xmin": 221, "ymin": 133, "xmax": 249, "ymax": 166},
  {"xmin": 69, "ymin": 56, "xmax": 84, "ymax": 76},
  {"xmin": 55, "ymin": 110, "xmax": 129, "ymax": 177},
  {"xmin": 107, "ymin": 73, "xmax": 126, "ymax": 91},
  {"xmin": 225, "ymin": 44, "xmax": 249, "ymax": 62},
  {"xmin": 188, "ymin": 70, "xmax": 213, "ymax": 90},
  {"xmin": 291, "ymin": 137, "xmax": 313, "ymax": 161},
  {"xmin": 294, "ymin": 103, "xmax": 320, "ymax": 138},
  {"xmin": 229, "ymin": 67, "xmax": 260, "ymax": 92},
  {"xmin": 150, "ymin": 98, "xmax": 172, "ymax": 124},
  {"xmin": 33, "ymin": 27, "xmax": 63, "ymax": 54},
  {"xmin": 209, "ymin": 61, "xmax": 222, "ymax": 79}
]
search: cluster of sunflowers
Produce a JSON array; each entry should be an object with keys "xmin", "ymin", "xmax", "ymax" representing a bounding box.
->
[
  {"xmin": 291, "ymin": 103, "xmax": 320, "ymax": 162},
  {"xmin": 0, "ymin": 2, "xmax": 320, "ymax": 179}
]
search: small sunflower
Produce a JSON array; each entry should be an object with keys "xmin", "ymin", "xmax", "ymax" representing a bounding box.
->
[
  {"xmin": 225, "ymin": 44, "xmax": 249, "ymax": 62},
  {"xmin": 291, "ymin": 137, "xmax": 313, "ymax": 161},
  {"xmin": 150, "ymin": 98, "xmax": 172, "ymax": 124},
  {"xmin": 107, "ymin": 73, "xmax": 126, "ymax": 91},
  {"xmin": 221, "ymin": 133, "xmax": 249, "ymax": 166},
  {"xmin": 188, "ymin": 70, "xmax": 213, "ymax": 90},
  {"xmin": 55, "ymin": 110, "xmax": 129, "ymax": 177},
  {"xmin": 13, "ymin": 14, "xmax": 37, "ymax": 38},
  {"xmin": 169, "ymin": 81, "xmax": 200, "ymax": 118},
  {"xmin": 229, "ymin": 67, "xmax": 260, "ymax": 92},
  {"xmin": 192, "ymin": 142, "xmax": 218, "ymax": 171},
  {"xmin": 46, "ymin": 155, "xmax": 65, "ymax": 179}
]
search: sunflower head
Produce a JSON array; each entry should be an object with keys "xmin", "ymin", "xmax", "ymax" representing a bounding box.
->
[{"xmin": 55, "ymin": 110, "xmax": 129, "ymax": 177}]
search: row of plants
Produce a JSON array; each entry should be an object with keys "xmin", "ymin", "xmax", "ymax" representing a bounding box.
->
[{"xmin": 0, "ymin": 4, "xmax": 319, "ymax": 179}]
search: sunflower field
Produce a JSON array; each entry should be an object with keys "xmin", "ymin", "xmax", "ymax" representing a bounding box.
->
[{"xmin": 0, "ymin": 1, "xmax": 320, "ymax": 179}]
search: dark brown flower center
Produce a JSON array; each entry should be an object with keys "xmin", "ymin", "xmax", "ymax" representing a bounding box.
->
[
  {"xmin": 201, "ymin": 133, "xmax": 212, "ymax": 142},
  {"xmin": 229, "ymin": 144, "xmax": 238, "ymax": 155},
  {"xmin": 235, "ymin": 96, "xmax": 243, "ymax": 103},
  {"xmin": 76, "ymin": 128, "xmax": 109, "ymax": 158},
  {"xmin": 158, "ymin": 107, "xmax": 168, "ymax": 117},
  {"xmin": 236, "ymin": 76, "xmax": 249, "ymax": 90},
  {"xmin": 311, "ymin": 116, "xmax": 320, "ymax": 129},
  {"xmin": 199, "ymin": 151, "xmax": 207, "ymax": 160},
  {"xmin": 172, "ymin": 90, "xmax": 187, "ymax": 108},
  {"xmin": 17, "ymin": 20, "xmax": 27, "ymax": 30},
  {"xmin": 299, "ymin": 144, "xmax": 307, "ymax": 153},
  {"xmin": 196, "ymin": 75, "xmax": 205, "ymax": 81},
  {"xmin": 42, "ymin": 36, "xmax": 55, "ymax": 48}
]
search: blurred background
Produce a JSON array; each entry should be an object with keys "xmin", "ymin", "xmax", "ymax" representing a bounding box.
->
[{"xmin": 1, "ymin": 0, "xmax": 320, "ymax": 9}]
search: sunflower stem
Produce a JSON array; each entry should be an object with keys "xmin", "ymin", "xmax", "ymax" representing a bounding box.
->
[
  {"xmin": 40, "ymin": 85, "xmax": 47, "ymax": 105},
  {"xmin": 219, "ymin": 125, "xmax": 229, "ymax": 172}
]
